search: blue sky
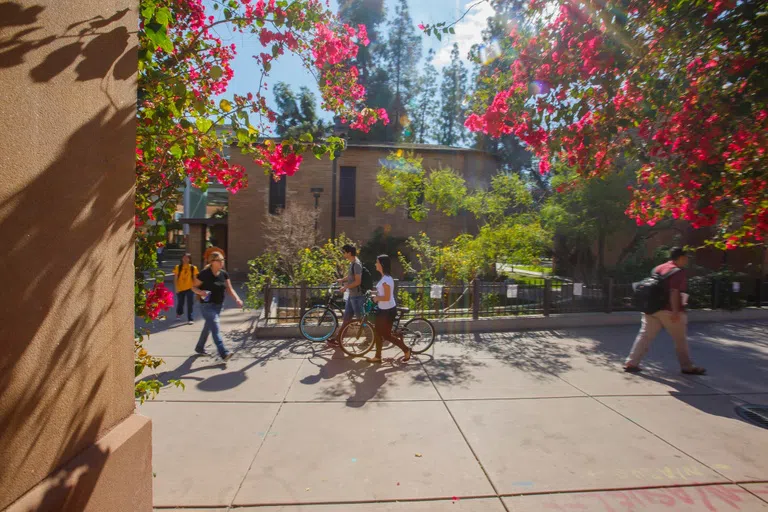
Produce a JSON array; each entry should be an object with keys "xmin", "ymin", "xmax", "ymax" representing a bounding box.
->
[{"xmin": 210, "ymin": 0, "xmax": 496, "ymax": 133}]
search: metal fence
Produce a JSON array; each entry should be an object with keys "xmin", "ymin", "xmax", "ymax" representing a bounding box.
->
[{"xmin": 262, "ymin": 277, "xmax": 768, "ymax": 324}]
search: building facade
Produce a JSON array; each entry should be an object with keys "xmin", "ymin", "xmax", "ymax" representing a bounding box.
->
[{"xmin": 227, "ymin": 143, "xmax": 499, "ymax": 275}]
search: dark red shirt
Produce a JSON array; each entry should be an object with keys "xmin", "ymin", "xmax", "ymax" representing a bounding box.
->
[{"xmin": 653, "ymin": 261, "xmax": 686, "ymax": 311}]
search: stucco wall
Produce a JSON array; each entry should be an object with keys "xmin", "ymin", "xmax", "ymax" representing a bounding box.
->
[{"xmin": 0, "ymin": 1, "xmax": 150, "ymax": 510}]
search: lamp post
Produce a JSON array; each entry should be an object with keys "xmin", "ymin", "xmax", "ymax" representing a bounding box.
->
[{"xmin": 310, "ymin": 187, "xmax": 323, "ymax": 233}]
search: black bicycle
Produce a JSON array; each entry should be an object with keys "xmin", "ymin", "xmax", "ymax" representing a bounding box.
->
[
  {"xmin": 338, "ymin": 293, "xmax": 436, "ymax": 358},
  {"xmin": 299, "ymin": 284, "xmax": 346, "ymax": 342}
]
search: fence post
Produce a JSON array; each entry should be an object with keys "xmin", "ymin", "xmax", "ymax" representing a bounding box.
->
[
  {"xmin": 543, "ymin": 278, "xmax": 551, "ymax": 317},
  {"xmin": 472, "ymin": 280, "xmax": 480, "ymax": 320},
  {"xmin": 263, "ymin": 278, "xmax": 271, "ymax": 322},
  {"xmin": 756, "ymin": 278, "xmax": 763, "ymax": 308},
  {"xmin": 605, "ymin": 278, "xmax": 614, "ymax": 314},
  {"xmin": 299, "ymin": 281, "xmax": 307, "ymax": 319}
]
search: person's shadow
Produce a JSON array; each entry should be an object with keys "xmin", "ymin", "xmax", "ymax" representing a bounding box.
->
[
  {"xmin": 139, "ymin": 356, "xmax": 226, "ymax": 388},
  {"xmin": 188, "ymin": 337, "xmax": 307, "ymax": 392}
]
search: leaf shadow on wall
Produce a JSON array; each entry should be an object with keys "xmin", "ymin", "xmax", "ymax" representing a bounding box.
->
[
  {"xmin": 0, "ymin": 2, "xmax": 140, "ymax": 509},
  {"xmin": 0, "ymin": 2, "xmax": 135, "ymax": 83}
]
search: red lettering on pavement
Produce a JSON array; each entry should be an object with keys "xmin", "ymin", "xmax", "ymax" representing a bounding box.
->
[{"xmin": 539, "ymin": 485, "xmax": 751, "ymax": 511}]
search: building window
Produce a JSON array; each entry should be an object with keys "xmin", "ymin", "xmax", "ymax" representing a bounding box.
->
[
  {"xmin": 339, "ymin": 166, "xmax": 356, "ymax": 218},
  {"xmin": 269, "ymin": 176, "xmax": 286, "ymax": 214}
]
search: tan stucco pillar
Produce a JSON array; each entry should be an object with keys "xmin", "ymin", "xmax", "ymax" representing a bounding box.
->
[
  {"xmin": 0, "ymin": 2, "xmax": 151, "ymax": 511},
  {"xmin": 188, "ymin": 223, "xmax": 207, "ymax": 268}
]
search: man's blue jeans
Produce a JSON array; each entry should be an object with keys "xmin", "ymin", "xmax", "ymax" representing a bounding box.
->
[
  {"xmin": 343, "ymin": 295, "xmax": 366, "ymax": 321},
  {"xmin": 335, "ymin": 295, "xmax": 365, "ymax": 340},
  {"xmin": 195, "ymin": 303, "xmax": 228, "ymax": 357}
]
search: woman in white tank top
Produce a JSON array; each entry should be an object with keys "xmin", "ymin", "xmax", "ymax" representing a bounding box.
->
[{"xmin": 368, "ymin": 255, "xmax": 411, "ymax": 363}]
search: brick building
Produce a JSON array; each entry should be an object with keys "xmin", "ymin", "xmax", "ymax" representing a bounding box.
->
[{"xmin": 225, "ymin": 143, "xmax": 499, "ymax": 275}]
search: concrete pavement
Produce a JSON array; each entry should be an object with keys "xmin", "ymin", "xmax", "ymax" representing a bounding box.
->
[{"xmin": 138, "ymin": 311, "xmax": 768, "ymax": 511}]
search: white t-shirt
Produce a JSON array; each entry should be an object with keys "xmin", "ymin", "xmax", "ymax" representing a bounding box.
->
[{"xmin": 376, "ymin": 275, "xmax": 397, "ymax": 310}]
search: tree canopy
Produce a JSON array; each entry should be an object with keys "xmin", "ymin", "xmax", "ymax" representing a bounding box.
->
[{"xmin": 460, "ymin": 0, "xmax": 767, "ymax": 250}]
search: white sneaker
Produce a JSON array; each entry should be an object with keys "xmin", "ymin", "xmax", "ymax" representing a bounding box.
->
[{"xmin": 188, "ymin": 320, "xmax": 194, "ymax": 325}]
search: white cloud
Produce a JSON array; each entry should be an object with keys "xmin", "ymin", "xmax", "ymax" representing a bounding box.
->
[{"xmin": 432, "ymin": 0, "xmax": 496, "ymax": 68}]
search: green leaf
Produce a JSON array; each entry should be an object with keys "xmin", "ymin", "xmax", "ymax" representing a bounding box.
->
[
  {"xmin": 220, "ymin": 99, "xmax": 233, "ymax": 112},
  {"xmin": 236, "ymin": 128, "xmax": 250, "ymax": 143},
  {"xmin": 196, "ymin": 117, "xmax": 213, "ymax": 133},
  {"xmin": 155, "ymin": 7, "xmax": 172, "ymax": 27},
  {"xmin": 224, "ymin": 8, "xmax": 232, "ymax": 19},
  {"xmin": 193, "ymin": 99, "xmax": 207, "ymax": 115},
  {"xmin": 145, "ymin": 27, "xmax": 173, "ymax": 53},
  {"xmin": 140, "ymin": 4, "xmax": 156, "ymax": 22},
  {"xmin": 170, "ymin": 145, "xmax": 183, "ymax": 159},
  {"xmin": 264, "ymin": 61, "xmax": 271, "ymax": 72},
  {"xmin": 299, "ymin": 133, "xmax": 314, "ymax": 143},
  {"xmin": 210, "ymin": 66, "xmax": 223, "ymax": 80},
  {"xmin": 449, "ymin": 27, "xmax": 455, "ymax": 34},
  {"xmin": 173, "ymin": 82, "xmax": 187, "ymax": 99}
]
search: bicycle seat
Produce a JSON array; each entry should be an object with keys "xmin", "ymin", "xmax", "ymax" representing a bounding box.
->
[{"xmin": 397, "ymin": 307, "xmax": 410, "ymax": 314}]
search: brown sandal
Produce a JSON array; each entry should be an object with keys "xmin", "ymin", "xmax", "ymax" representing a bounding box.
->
[
  {"xmin": 366, "ymin": 357, "xmax": 382, "ymax": 364},
  {"xmin": 402, "ymin": 348, "xmax": 412, "ymax": 363},
  {"xmin": 682, "ymin": 366, "xmax": 707, "ymax": 375}
]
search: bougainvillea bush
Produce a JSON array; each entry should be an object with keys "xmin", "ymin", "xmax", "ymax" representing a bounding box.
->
[
  {"xmin": 134, "ymin": 0, "xmax": 387, "ymax": 401},
  {"xmin": 461, "ymin": 0, "xmax": 766, "ymax": 250}
]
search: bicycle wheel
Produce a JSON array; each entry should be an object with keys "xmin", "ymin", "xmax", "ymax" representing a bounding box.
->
[
  {"xmin": 338, "ymin": 320, "xmax": 375, "ymax": 357},
  {"xmin": 300, "ymin": 306, "xmax": 338, "ymax": 342},
  {"xmin": 401, "ymin": 317, "xmax": 436, "ymax": 354}
]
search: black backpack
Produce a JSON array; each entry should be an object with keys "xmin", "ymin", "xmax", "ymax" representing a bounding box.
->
[
  {"xmin": 632, "ymin": 267, "xmax": 682, "ymax": 314},
  {"xmin": 353, "ymin": 261, "xmax": 374, "ymax": 293}
]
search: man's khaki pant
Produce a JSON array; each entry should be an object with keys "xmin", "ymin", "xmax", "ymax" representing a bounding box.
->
[{"xmin": 626, "ymin": 310, "xmax": 694, "ymax": 369}]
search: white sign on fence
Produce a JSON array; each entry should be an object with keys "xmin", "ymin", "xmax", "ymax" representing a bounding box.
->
[
  {"xmin": 507, "ymin": 284, "xmax": 518, "ymax": 298},
  {"xmin": 430, "ymin": 284, "xmax": 444, "ymax": 299},
  {"xmin": 732, "ymin": 282, "xmax": 740, "ymax": 293},
  {"xmin": 573, "ymin": 283, "xmax": 583, "ymax": 296}
]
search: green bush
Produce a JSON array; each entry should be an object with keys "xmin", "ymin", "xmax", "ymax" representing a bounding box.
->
[
  {"xmin": 244, "ymin": 234, "xmax": 357, "ymax": 310},
  {"xmin": 397, "ymin": 289, "xmax": 416, "ymax": 310},
  {"xmin": 688, "ymin": 268, "xmax": 748, "ymax": 310},
  {"xmin": 481, "ymin": 292, "xmax": 502, "ymax": 311}
]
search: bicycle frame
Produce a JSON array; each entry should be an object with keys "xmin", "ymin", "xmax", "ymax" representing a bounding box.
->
[
  {"xmin": 358, "ymin": 295, "xmax": 407, "ymax": 337},
  {"xmin": 314, "ymin": 285, "xmax": 345, "ymax": 317}
]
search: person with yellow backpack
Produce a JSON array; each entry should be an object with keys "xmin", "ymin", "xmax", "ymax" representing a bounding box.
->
[{"xmin": 174, "ymin": 253, "xmax": 199, "ymax": 324}]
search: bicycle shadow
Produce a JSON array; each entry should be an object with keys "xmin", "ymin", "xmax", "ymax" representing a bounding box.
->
[{"xmin": 301, "ymin": 349, "xmax": 417, "ymax": 408}]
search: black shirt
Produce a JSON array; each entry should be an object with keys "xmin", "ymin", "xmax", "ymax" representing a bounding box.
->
[{"xmin": 197, "ymin": 268, "xmax": 229, "ymax": 304}]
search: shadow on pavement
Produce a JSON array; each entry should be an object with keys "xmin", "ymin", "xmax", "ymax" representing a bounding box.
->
[
  {"xmin": 143, "ymin": 318, "xmax": 768, "ymax": 426},
  {"xmin": 144, "ymin": 356, "xmax": 226, "ymax": 386}
]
